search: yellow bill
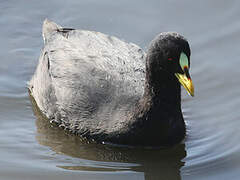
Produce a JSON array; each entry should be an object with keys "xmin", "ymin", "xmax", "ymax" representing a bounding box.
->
[{"xmin": 175, "ymin": 73, "xmax": 194, "ymax": 97}]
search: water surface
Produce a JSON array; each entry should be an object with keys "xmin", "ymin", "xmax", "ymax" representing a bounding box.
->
[{"xmin": 1, "ymin": 0, "xmax": 240, "ymax": 180}]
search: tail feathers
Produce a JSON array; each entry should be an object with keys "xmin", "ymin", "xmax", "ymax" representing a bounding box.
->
[{"xmin": 42, "ymin": 19, "xmax": 62, "ymax": 43}]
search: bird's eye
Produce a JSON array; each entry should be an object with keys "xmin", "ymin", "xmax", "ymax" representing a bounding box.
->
[{"xmin": 179, "ymin": 52, "xmax": 189, "ymax": 70}]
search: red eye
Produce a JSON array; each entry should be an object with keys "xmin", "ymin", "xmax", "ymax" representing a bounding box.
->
[{"xmin": 168, "ymin": 58, "xmax": 173, "ymax": 61}]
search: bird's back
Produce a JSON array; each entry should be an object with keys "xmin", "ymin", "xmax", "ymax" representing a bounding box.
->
[{"xmin": 29, "ymin": 20, "xmax": 146, "ymax": 136}]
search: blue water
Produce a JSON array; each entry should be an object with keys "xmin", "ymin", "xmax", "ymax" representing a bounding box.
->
[{"xmin": 1, "ymin": 0, "xmax": 240, "ymax": 179}]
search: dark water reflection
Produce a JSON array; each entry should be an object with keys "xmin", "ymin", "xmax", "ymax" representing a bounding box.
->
[{"xmin": 32, "ymin": 95, "xmax": 185, "ymax": 180}]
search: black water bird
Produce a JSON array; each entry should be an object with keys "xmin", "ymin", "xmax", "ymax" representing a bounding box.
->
[{"xmin": 29, "ymin": 19, "xmax": 194, "ymax": 146}]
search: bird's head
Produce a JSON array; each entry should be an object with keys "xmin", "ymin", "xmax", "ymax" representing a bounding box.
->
[{"xmin": 146, "ymin": 32, "xmax": 194, "ymax": 97}]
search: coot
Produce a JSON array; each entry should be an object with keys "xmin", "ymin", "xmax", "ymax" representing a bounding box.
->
[{"xmin": 29, "ymin": 19, "xmax": 194, "ymax": 146}]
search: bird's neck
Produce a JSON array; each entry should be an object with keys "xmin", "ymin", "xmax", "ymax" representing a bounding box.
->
[
  {"xmin": 144, "ymin": 68, "xmax": 181, "ymax": 107},
  {"xmin": 123, "ymin": 69, "xmax": 185, "ymax": 146},
  {"xmin": 129, "ymin": 68, "xmax": 183, "ymax": 124}
]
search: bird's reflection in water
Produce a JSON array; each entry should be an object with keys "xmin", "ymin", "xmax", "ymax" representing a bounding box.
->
[{"xmin": 30, "ymin": 95, "xmax": 186, "ymax": 180}]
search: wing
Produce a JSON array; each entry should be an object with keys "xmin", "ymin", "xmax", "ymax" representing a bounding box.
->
[{"xmin": 30, "ymin": 20, "xmax": 146, "ymax": 134}]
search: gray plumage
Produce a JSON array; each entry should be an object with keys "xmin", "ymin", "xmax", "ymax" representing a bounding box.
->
[
  {"xmin": 30, "ymin": 19, "xmax": 191, "ymax": 146},
  {"xmin": 29, "ymin": 19, "xmax": 145, "ymax": 138}
]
